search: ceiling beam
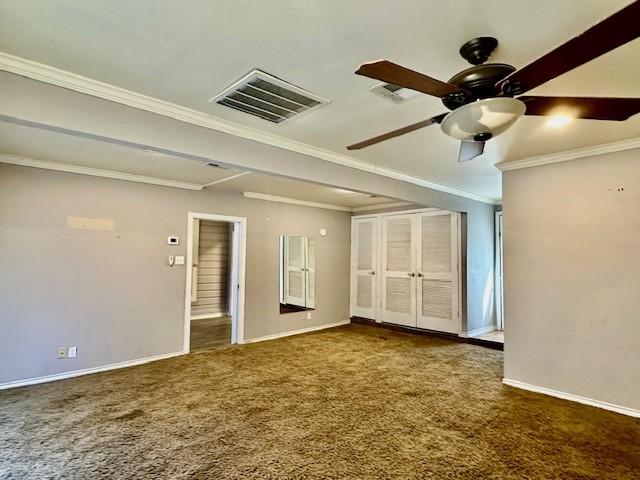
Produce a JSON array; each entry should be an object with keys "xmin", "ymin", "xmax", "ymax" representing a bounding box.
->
[
  {"xmin": 242, "ymin": 192, "xmax": 352, "ymax": 212},
  {"xmin": 0, "ymin": 154, "xmax": 204, "ymax": 190}
]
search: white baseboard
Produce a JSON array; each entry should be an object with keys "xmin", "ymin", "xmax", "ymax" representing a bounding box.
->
[
  {"xmin": 503, "ymin": 378, "xmax": 640, "ymax": 418},
  {"xmin": 0, "ymin": 350, "xmax": 185, "ymax": 391},
  {"xmin": 460, "ymin": 325, "xmax": 496, "ymax": 338},
  {"xmin": 242, "ymin": 320, "xmax": 351, "ymax": 344}
]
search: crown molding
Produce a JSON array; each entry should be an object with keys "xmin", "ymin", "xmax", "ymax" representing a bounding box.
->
[
  {"xmin": 351, "ymin": 201, "xmax": 413, "ymax": 212},
  {"xmin": 0, "ymin": 154, "xmax": 204, "ymax": 190},
  {"xmin": 0, "ymin": 51, "xmax": 498, "ymax": 205},
  {"xmin": 203, "ymin": 171, "xmax": 251, "ymax": 187},
  {"xmin": 242, "ymin": 192, "xmax": 352, "ymax": 212},
  {"xmin": 496, "ymin": 137, "xmax": 640, "ymax": 172},
  {"xmin": 1, "ymin": 154, "xmax": 385, "ymax": 212}
]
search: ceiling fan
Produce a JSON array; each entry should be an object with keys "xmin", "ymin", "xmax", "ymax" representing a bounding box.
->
[{"xmin": 347, "ymin": 0, "xmax": 640, "ymax": 162}]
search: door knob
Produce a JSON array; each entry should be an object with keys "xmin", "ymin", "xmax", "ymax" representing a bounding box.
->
[
  {"xmin": 417, "ymin": 273, "xmax": 424, "ymax": 277},
  {"xmin": 408, "ymin": 272, "xmax": 415, "ymax": 277},
  {"xmin": 370, "ymin": 271, "xmax": 376, "ymax": 275}
]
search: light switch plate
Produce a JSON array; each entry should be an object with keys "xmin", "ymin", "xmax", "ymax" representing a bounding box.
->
[{"xmin": 174, "ymin": 255, "xmax": 185, "ymax": 265}]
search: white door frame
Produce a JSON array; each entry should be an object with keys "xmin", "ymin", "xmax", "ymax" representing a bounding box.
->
[
  {"xmin": 183, "ymin": 212, "xmax": 247, "ymax": 351},
  {"xmin": 495, "ymin": 211, "xmax": 504, "ymax": 331}
]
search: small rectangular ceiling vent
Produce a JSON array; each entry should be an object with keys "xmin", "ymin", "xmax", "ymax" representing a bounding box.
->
[
  {"xmin": 370, "ymin": 82, "xmax": 421, "ymax": 103},
  {"xmin": 209, "ymin": 69, "xmax": 329, "ymax": 124}
]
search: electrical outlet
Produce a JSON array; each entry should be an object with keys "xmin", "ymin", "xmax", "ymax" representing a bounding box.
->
[
  {"xmin": 68, "ymin": 346, "xmax": 77, "ymax": 358},
  {"xmin": 306, "ymin": 311, "xmax": 312, "ymax": 320},
  {"xmin": 57, "ymin": 347, "xmax": 67, "ymax": 359}
]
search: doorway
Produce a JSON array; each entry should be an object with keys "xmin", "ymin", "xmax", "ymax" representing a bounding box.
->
[{"xmin": 183, "ymin": 212, "xmax": 246, "ymax": 352}]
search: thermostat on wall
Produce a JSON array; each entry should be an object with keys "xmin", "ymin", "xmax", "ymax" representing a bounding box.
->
[{"xmin": 167, "ymin": 236, "xmax": 179, "ymax": 245}]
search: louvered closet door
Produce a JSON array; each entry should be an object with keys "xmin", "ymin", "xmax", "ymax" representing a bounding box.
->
[
  {"xmin": 285, "ymin": 236, "xmax": 307, "ymax": 307},
  {"xmin": 380, "ymin": 215, "xmax": 417, "ymax": 326},
  {"xmin": 351, "ymin": 218, "xmax": 378, "ymax": 319},
  {"xmin": 416, "ymin": 212, "xmax": 460, "ymax": 333}
]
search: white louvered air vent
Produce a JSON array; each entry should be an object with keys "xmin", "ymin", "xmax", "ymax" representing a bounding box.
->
[
  {"xmin": 370, "ymin": 82, "xmax": 420, "ymax": 103},
  {"xmin": 209, "ymin": 69, "xmax": 329, "ymax": 124}
]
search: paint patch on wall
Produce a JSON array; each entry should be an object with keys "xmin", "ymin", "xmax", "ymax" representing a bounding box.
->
[{"xmin": 67, "ymin": 216, "xmax": 115, "ymax": 231}]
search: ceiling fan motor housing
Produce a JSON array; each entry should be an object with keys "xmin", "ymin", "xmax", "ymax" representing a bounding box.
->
[
  {"xmin": 441, "ymin": 37, "xmax": 515, "ymax": 110},
  {"xmin": 442, "ymin": 63, "xmax": 516, "ymax": 110}
]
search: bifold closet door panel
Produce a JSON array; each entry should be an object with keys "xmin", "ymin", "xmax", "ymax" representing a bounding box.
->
[
  {"xmin": 416, "ymin": 212, "xmax": 459, "ymax": 333},
  {"xmin": 380, "ymin": 215, "xmax": 416, "ymax": 327},
  {"xmin": 350, "ymin": 217, "xmax": 378, "ymax": 319}
]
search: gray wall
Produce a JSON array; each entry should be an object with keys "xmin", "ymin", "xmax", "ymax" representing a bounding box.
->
[
  {"xmin": 503, "ymin": 149, "xmax": 640, "ymax": 411},
  {"xmin": 0, "ymin": 71, "xmax": 497, "ymax": 334},
  {"xmin": 0, "ymin": 163, "xmax": 351, "ymax": 384}
]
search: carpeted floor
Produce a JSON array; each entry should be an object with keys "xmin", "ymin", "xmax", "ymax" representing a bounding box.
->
[{"xmin": 1, "ymin": 324, "xmax": 639, "ymax": 479}]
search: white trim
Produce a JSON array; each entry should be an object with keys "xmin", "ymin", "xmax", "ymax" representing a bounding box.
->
[
  {"xmin": 0, "ymin": 51, "xmax": 498, "ymax": 205},
  {"xmin": 184, "ymin": 212, "xmax": 247, "ymax": 351},
  {"xmin": 0, "ymin": 153, "xmax": 204, "ymax": 190},
  {"xmin": 203, "ymin": 171, "xmax": 251, "ymax": 187},
  {"xmin": 0, "ymin": 351, "xmax": 184, "ymax": 391},
  {"xmin": 351, "ymin": 201, "xmax": 413, "ymax": 212},
  {"xmin": 243, "ymin": 320, "xmax": 350, "ymax": 344},
  {"xmin": 495, "ymin": 211, "xmax": 504, "ymax": 331},
  {"xmin": 496, "ymin": 137, "xmax": 640, "ymax": 172},
  {"xmin": 242, "ymin": 192, "xmax": 352, "ymax": 212},
  {"xmin": 190, "ymin": 312, "xmax": 230, "ymax": 321},
  {"xmin": 352, "ymin": 207, "xmax": 440, "ymax": 219},
  {"xmin": 459, "ymin": 325, "xmax": 496, "ymax": 338},
  {"xmin": 503, "ymin": 378, "xmax": 640, "ymax": 418}
]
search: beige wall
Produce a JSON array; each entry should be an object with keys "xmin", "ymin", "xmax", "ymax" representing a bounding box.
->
[
  {"xmin": 0, "ymin": 163, "xmax": 351, "ymax": 385},
  {"xmin": 503, "ymin": 149, "xmax": 640, "ymax": 411}
]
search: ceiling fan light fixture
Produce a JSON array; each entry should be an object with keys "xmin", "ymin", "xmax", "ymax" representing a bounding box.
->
[
  {"xmin": 440, "ymin": 97, "xmax": 526, "ymax": 141},
  {"xmin": 546, "ymin": 113, "xmax": 575, "ymax": 127}
]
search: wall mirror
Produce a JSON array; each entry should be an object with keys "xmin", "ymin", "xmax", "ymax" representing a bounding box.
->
[{"xmin": 279, "ymin": 235, "xmax": 315, "ymax": 313}]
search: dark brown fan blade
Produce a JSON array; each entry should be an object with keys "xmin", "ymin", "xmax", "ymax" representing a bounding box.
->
[
  {"xmin": 347, "ymin": 114, "xmax": 447, "ymax": 150},
  {"xmin": 497, "ymin": 1, "xmax": 640, "ymax": 94},
  {"xmin": 520, "ymin": 96, "xmax": 640, "ymax": 121},
  {"xmin": 356, "ymin": 60, "xmax": 469, "ymax": 98}
]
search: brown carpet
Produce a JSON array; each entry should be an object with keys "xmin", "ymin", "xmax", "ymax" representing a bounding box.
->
[{"xmin": 1, "ymin": 324, "xmax": 639, "ymax": 479}]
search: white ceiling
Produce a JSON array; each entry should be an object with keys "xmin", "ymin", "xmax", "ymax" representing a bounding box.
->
[
  {"xmin": 1, "ymin": 0, "xmax": 639, "ymax": 201},
  {"xmin": 0, "ymin": 120, "xmax": 397, "ymax": 209}
]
